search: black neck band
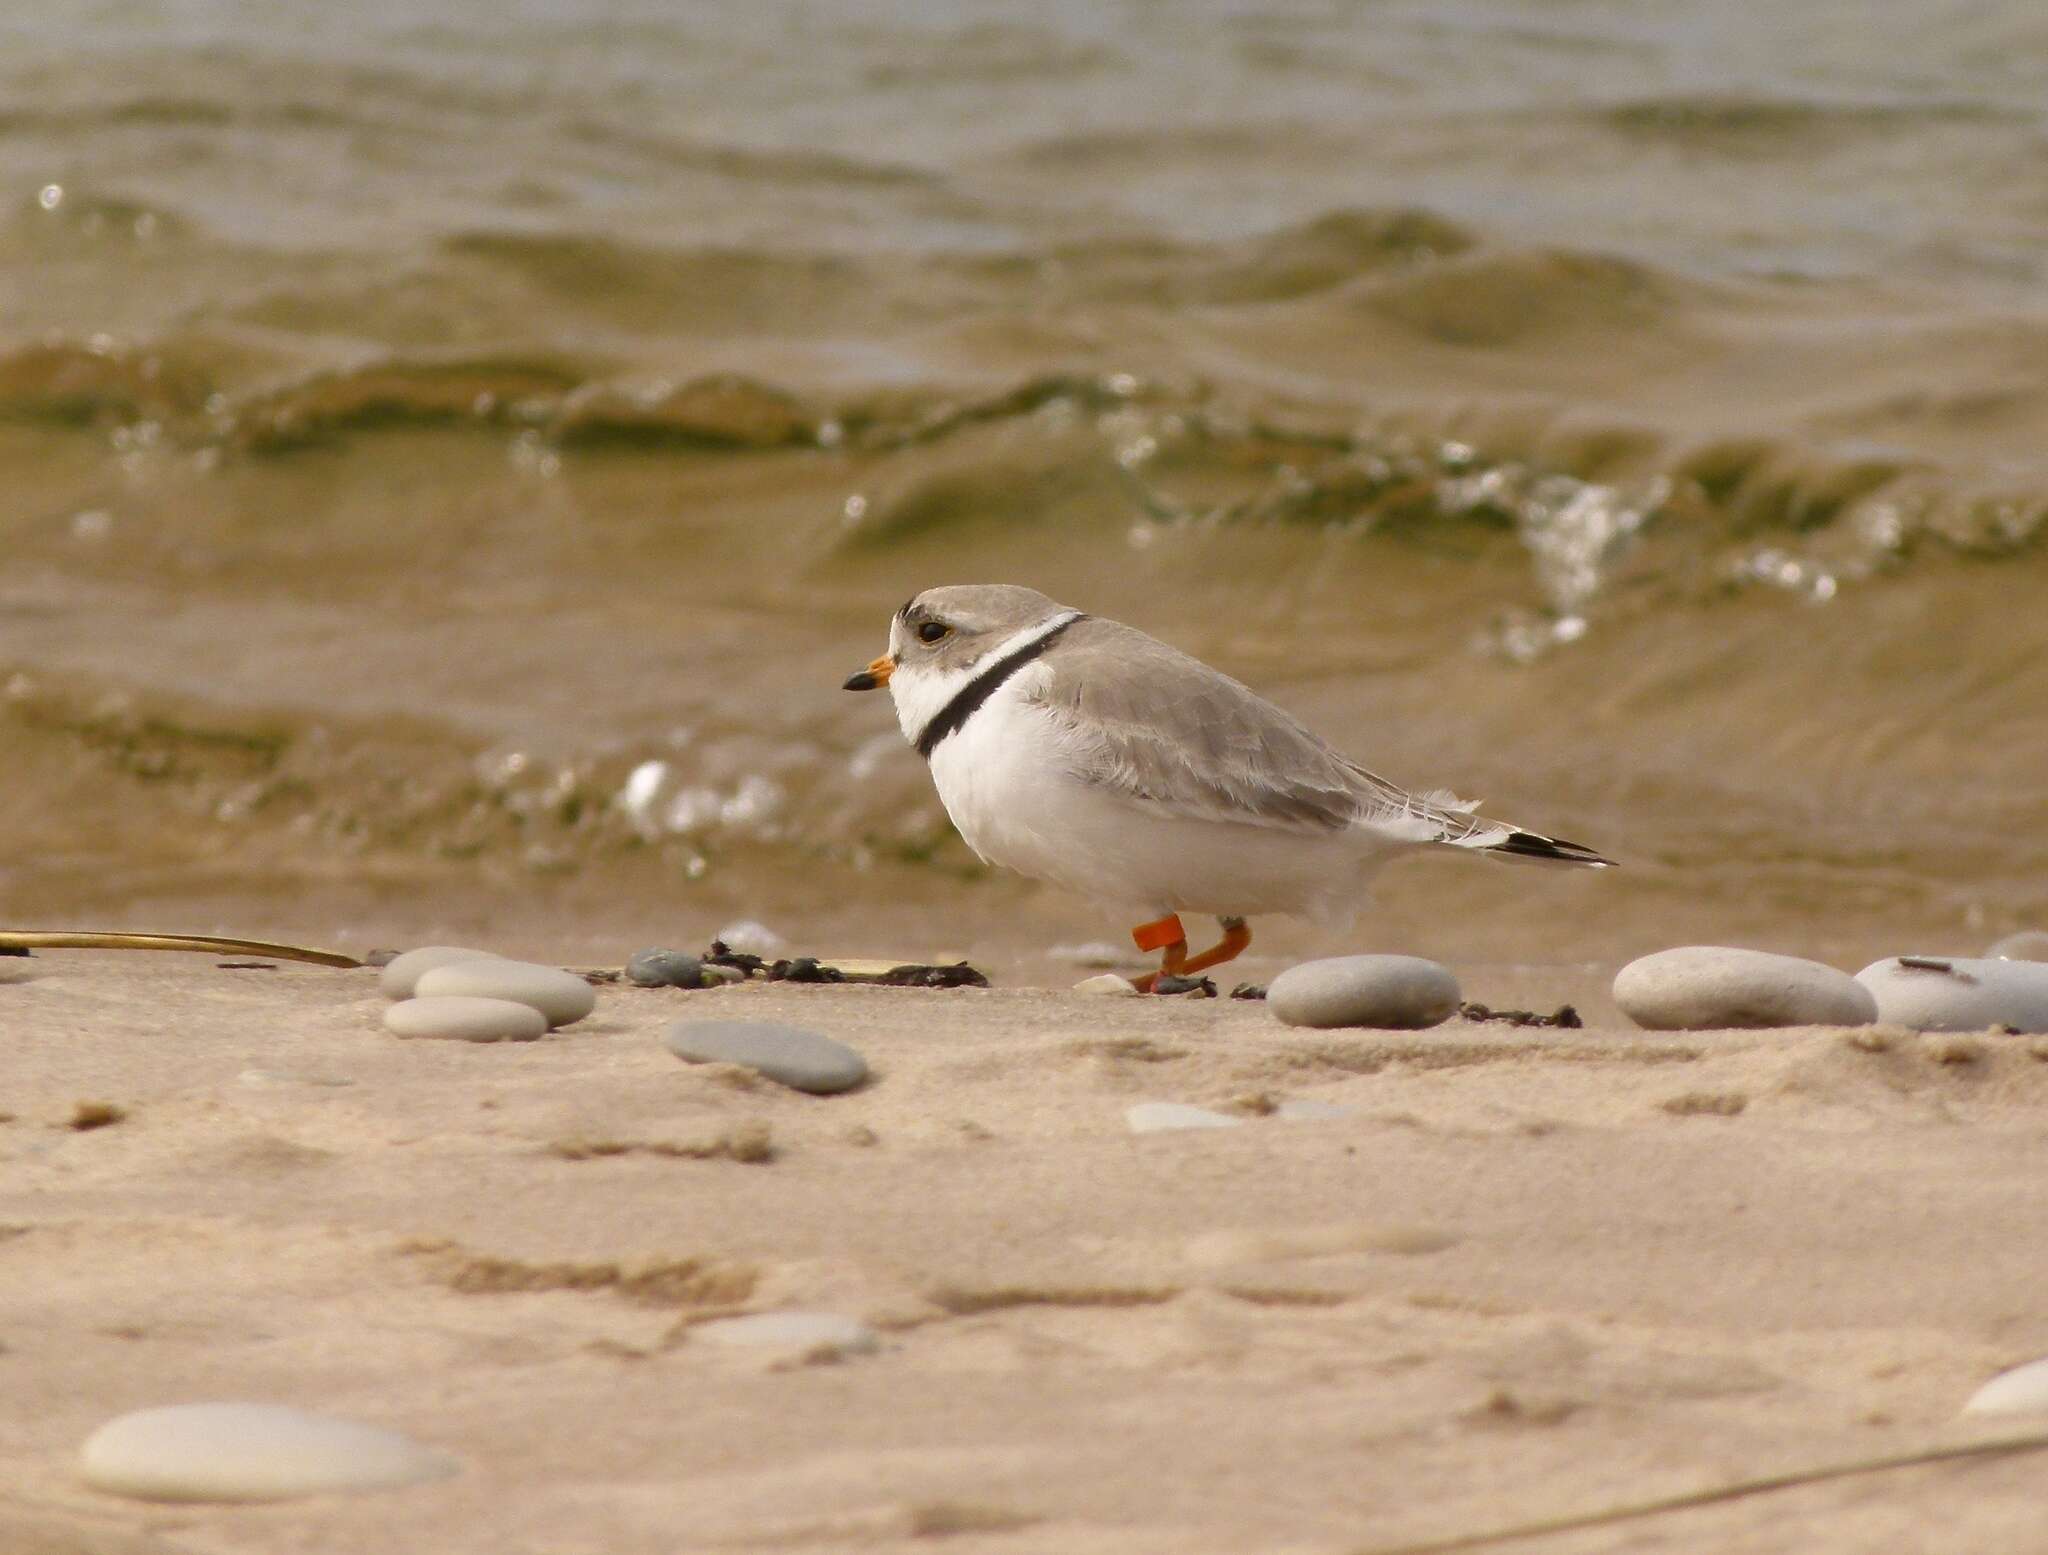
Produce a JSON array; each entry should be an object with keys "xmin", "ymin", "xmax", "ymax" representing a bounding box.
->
[{"xmin": 915, "ymin": 614, "xmax": 1084, "ymax": 759}]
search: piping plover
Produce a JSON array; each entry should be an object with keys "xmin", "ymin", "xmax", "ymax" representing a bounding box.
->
[{"xmin": 844, "ymin": 585, "xmax": 1612, "ymax": 991}]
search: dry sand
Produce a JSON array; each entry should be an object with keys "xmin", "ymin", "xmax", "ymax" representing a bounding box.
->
[{"xmin": 5, "ymin": 951, "xmax": 2048, "ymax": 1554}]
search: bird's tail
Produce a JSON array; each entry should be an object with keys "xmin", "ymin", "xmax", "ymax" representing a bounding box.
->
[
  {"xmin": 1474, "ymin": 831, "xmax": 1613, "ymax": 868},
  {"xmin": 1380, "ymin": 786, "xmax": 1615, "ymax": 868}
]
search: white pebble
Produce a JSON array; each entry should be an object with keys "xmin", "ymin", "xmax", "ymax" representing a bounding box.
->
[
  {"xmin": 1126, "ymin": 1101, "xmax": 1243, "ymax": 1133},
  {"xmin": 79, "ymin": 1403, "xmax": 456, "ymax": 1502},
  {"xmin": 1267, "ymin": 955, "xmax": 1459, "ymax": 1030},
  {"xmin": 377, "ymin": 945, "xmax": 501, "ymax": 1000},
  {"xmin": 413, "ymin": 960, "xmax": 596, "ymax": 1028},
  {"xmin": 716, "ymin": 919, "xmax": 786, "ymax": 957},
  {"xmin": 382, "ymin": 995, "xmax": 548, "ymax": 1043},
  {"xmin": 1855, "ymin": 956, "xmax": 2048, "ymax": 1033},
  {"xmin": 1614, "ymin": 946, "xmax": 1876, "ymax": 1030},
  {"xmin": 692, "ymin": 1312, "xmax": 878, "ymax": 1356},
  {"xmin": 1962, "ymin": 1356, "xmax": 2048, "ymax": 1416},
  {"xmin": 1074, "ymin": 973, "xmax": 1140, "ymax": 996}
]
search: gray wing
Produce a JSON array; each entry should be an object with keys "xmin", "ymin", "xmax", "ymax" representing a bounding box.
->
[{"xmin": 1023, "ymin": 617, "xmax": 1503, "ymax": 843}]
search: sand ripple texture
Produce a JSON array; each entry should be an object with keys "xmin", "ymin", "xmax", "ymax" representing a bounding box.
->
[{"xmin": 9, "ymin": 958, "xmax": 2048, "ymax": 1554}]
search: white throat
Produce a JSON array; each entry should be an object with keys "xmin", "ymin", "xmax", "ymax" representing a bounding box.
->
[{"xmin": 888, "ymin": 610, "xmax": 1083, "ymax": 747}]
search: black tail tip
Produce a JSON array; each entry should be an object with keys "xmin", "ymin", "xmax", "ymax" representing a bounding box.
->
[{"xmin": 1494, "ymin": 830, "xmax": 1615, "ymax": 867}]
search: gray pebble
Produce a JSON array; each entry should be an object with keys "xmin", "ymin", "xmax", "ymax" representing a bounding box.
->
[
  {"xmin": 1613, "ymin": 946, "xmax": 1877, "ymax": 1030},
  {"xmin": 1267, "ymin": 955, "xmax": 1459, "ymax": 1030},
  {"xmin": 382, "ymin": 995, "xmax": 548, "ymax": 1043},
  {"xmin": 662, "ymin": 1020, "xmax": 867, "ymax": 1094},
  {"xmin": 414, "ymin": 960, "xmax": 596, "ymax": 1029},
  {"xmin": 377, "ymin": 945, "xmax": 501, "ymax": 1000},
  {"xmin": 700, "ymin": 963, "xmax": 746, "ymax": 986},
  {"xmin": 1855, "ymin": 956, "xmax": 2048, "ymax": 1033},
  {"xmin": 1988, "ymin": 930, "xmax": 2048, "ymax": 963},
  {"xmin": 626, "ymin": 948, "xmax": 705, "ymax": 988}
]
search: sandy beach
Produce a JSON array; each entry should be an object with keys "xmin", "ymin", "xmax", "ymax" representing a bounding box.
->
[{"xmin": 6, "ymin": 950, "xmax": 2047, "ymax": 1553}]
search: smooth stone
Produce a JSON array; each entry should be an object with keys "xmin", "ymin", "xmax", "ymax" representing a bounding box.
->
[
  {"xmin": 1855, "ymin": 956, "xmax": 2048, "ymax": 1033},
  {"xmin": 382, "ymin": 995, "xmax": 547, "ymax": 1043},
  {"xmin": 1074, "ymin": 973, "xmax": 1140, "ymax": 997},
  {"xmin": 700, "ymin": 963, "xmax": 746, "ymax": 985},
  {"xmin": 625, "ymin": 948, "xmax": 705, "ymax": 988},
  {"xmin": 79, "ymin": 1403, "xmax": 456, "ymax": 1502},
  {"xmin": 1988, "ymin": 930, "xmax": 2048, "ymax": 963},
  {"xmin": 662, "ymin": 1020, "xmax": 866, "ymax": 1094},
  {"xmin": 1963, "ymin": 1356, "xmax": 2048, "ymax": 1416},
  {"xmin": 414, "ymin": 960, "xmax": 596, "ymax": 1029},
  {"xmin": 1613, "ymin": 946, "xmax": 1877, "ymax": 1031},
  {"xmin": 1126, "ymin": 1102, "xmax": 1243, "ymax": 1133},
  {"xmin": 692, "ymin": 1312, "xmax": 878, "ymax": 1355},
  {"xmin": 377, "ymin": 945, "xmax": 501, "ymax": 1000},
  {"xmin": 1267, "ymin": 955, "xmax": 1459, "ymax": 1030}
]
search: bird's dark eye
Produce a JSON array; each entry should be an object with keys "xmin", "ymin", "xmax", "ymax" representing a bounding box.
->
[{"xmin": 916, "ymin": 621, "xmax": 949, "ymax": 644}]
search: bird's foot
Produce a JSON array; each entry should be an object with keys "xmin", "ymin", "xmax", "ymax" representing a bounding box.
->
[{"xmin": 1129, "ymin": 914, "xmax": 1250, "ymax": 994}]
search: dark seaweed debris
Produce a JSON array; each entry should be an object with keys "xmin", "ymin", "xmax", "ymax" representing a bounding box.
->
[
  {"xmin": 1228, "ymin": 983, "xmax": 1267, "ymax": 1001},
  {"xmin": 765, "ymin": 956, "xmax": 846, "ymax": 984},
  {"xmin": 1154, "ymin": 974, "xmax": 1217, "ymax": 998},
  {"xmin": 703, "ymin": 940, "xmax": 767, "ymax": 976},
  {"xmin": 700, "ymin": 941, "xmax": 990, "ymax": 989},
  {"xmin": 875, "ymin": 961, "xmax": 989, "ymax": 988},
  {"xmin": 1460, "ymin": 1001, "xmax": 1583, "ymax": 1029}
]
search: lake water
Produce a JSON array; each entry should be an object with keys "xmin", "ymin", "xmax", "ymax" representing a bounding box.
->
[{"xmin": 4, "ymin": 0, "xmax": 2044, "ymax": 969}]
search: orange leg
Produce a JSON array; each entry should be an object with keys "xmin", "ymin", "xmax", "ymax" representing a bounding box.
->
[{"xmin": 1129, "ymin": 914, "xmax": 1250, "ymax": 993}]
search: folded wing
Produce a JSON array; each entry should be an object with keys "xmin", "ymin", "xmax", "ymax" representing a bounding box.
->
[{"xmin": 1024, "ymin": 618, "xmax": 1512, "ymax": 846}]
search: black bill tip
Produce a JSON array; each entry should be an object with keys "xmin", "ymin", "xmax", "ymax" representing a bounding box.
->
[{"xmin": 843, "ymin": 671, "xmax": 879, "ymax": 691}]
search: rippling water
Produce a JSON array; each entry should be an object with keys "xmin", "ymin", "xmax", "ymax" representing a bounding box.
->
[{"xmin": 5, "ymin": 0, "xmax": 2045, "ymax": 964}]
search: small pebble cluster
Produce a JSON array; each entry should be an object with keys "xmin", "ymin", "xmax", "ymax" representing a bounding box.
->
[
  {"xmin": 378, "ymin": 946, "xmax": 595, "ymax": 1041},
  {"xmin": 1614, "ymin": 938, "xmax": 2048, "ymax": 1033}
]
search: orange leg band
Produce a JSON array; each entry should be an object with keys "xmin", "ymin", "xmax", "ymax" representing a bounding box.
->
[
  {"xmin": 1131, "ymin": 914, "xmax": 1187, "ymax": 953},
  {"xmin": 1129, "ymin": 916, "xmax": 1250, "ymax": 994}
]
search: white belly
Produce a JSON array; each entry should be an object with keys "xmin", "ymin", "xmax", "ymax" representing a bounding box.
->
[{"xmin": 924, "ymin": 685, "xmax": 1397, "ymax": 923}]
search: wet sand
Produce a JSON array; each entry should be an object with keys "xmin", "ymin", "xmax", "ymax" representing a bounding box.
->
[{"xmin": 5, "ymin": 952, "xmax": 2048, "ymax": 1553}]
